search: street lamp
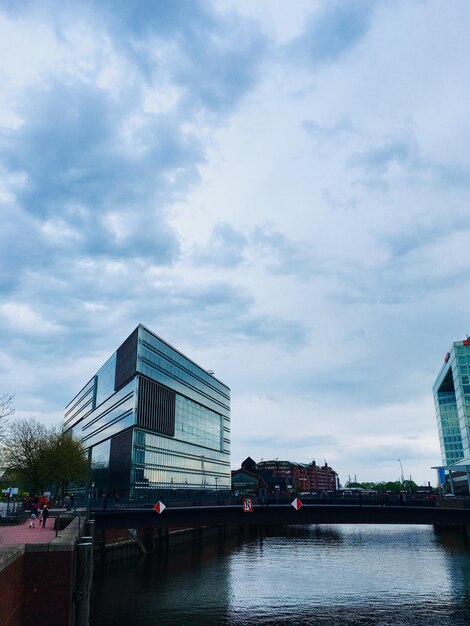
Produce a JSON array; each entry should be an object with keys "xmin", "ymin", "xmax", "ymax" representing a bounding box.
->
[{"xmin": 398, "ymin": 459, "xmax": 405, "ymax": 485}]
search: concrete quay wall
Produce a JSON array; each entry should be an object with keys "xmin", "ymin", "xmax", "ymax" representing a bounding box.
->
[{"xmin": 96, "ymin": 524, "xmax": 232, "ymax": 563}]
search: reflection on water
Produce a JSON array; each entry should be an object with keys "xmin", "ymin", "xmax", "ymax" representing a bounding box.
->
[{"xmin": 91, "ymin": 525, "xmax": 470, "ymax": 625}]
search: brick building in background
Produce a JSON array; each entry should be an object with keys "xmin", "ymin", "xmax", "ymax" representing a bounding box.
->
[{"xmin": 231, "ymin": 457, "xmax": 338, "ymax": 496}]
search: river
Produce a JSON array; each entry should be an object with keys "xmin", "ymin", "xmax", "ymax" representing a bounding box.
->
[{"xmin": 91, "ymin": 524, "xmax": 470, "ymax": 625}]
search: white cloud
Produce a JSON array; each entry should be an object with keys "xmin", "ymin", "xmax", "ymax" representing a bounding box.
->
[
  {"xmin": 0, "ymin": 303, "xmax": 62, "ymax": 336},
  {"xmin": 2, "ymin": 0, "xmax": 470, "ymax": 486}
]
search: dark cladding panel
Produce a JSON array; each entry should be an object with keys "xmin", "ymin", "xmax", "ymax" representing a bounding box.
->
[
  {"xmin": 115, "ymin": 327, "xmax": 138, "ymax": 391},
  {"xmin": 108, "ymin": 429, "xmax": 132, "ymax": 497},
  {"xmin": 438, "ymin": 368, "xmax": 455, "ymax": 393},
  {"xmin": 137, "ymin": 376, "xmax": 175, "ymax": 436}
]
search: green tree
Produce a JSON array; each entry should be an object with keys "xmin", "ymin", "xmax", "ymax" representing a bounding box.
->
[
  {"xmin": 402, "ymin": 479, "xmax": 418, "ymax": 492},
  {"xmin": 42, "ymin": 426, "xmax": 88, "ymax": 500},
  {"xmin": 0, "ymin": 419, "xmax": 88, "ymax": 496},
  {"xmin": 383, "ymin": 481, "xmax": 402, "ymax": 492},
  {"xmin": 360, "ymin": 482, "xmax": 378, "ymax": 490}
]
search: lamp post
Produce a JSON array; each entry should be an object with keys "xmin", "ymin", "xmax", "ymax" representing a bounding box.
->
[
  {"xmin": 398, "ymin": 459, "xmax": 405, "ymax": 485},
  {"xmin": 215, "ymin": 476, "xmax": 218, "ymax": 495}
]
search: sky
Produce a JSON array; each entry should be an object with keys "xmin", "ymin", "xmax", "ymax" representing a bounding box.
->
[{"xmin": 1, "ymin": 0, "xmax": 470, "ymax": 486}]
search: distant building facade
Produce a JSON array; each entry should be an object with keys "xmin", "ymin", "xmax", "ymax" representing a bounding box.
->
[
  {"xmin": 64, "ymin": 325, "xmax": 231, "ymax": 499},
  {"xmin": 232, "ymin": 457, "xmax": 338, "ymax": 496},
  {"xmin": 433, "ymin": 337, "xmax": 470, "ymax": 494}
]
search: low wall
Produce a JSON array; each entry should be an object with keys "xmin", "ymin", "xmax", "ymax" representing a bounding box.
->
[
  {"xmin": 437, "ymin": 497, "xmax": 470, "ymax": 509},
  {"xmin": 0, "ymin": 546, "xmax": 24, "ymax": 626},
  {"xmin": 0, "ymin": 518, "xmax": 81, "ymax": 626}
]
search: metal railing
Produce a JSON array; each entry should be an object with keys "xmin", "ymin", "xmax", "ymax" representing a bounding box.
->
[
  {"xmin": 87, "ymin": 491, "xmax": 445, "ymax": 511},
  {"xmin": 0, "ymin": 501, "xmax": 29, "ymax": 525}
]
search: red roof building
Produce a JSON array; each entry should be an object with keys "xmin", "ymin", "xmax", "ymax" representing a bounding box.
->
[{"xmin": 233, "ymin": 458, "xmax": 338, "ymax": 494}]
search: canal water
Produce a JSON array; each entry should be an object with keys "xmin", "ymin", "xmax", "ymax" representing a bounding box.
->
[{"xmin": 91, "ymin": 525, "xmax": 470, "ymax": 625}]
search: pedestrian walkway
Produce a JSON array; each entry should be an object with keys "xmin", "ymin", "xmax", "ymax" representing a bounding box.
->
[{"xmin": 0, "ymin": 517, "xmax": 57, "ymax": 546}]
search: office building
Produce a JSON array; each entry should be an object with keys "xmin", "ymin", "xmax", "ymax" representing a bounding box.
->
[
  {"xmin": 433, "ymin": 337, "xmax": 470, "ymax": 494},
  {"xmin": 64, "ymin": 324, "xmax": 231, "ymax": 499}
]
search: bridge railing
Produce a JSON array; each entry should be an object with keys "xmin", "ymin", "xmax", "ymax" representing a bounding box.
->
[{"xmin": 88, "ymin": 491, "xmax": 448, "ymax": 511}]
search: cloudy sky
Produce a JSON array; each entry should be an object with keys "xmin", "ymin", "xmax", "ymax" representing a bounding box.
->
[{"xmin": 2, "ymin": 0, "xmax": 470, "ymax": 485}]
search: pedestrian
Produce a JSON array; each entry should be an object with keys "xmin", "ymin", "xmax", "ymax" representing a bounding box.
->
[
  {"xmin": 64, "ymin": 495, "xmax": 70, "ymax": 510},
  {"xmin": 29, "ymin": 511, "xmax": 36, "ymax": 529},
  {"xmin": 42, "ymin": 504, "xmax": 50, "ymax": 527},
  {"xmin": 114, "ymin": 493, "xmax": 120, "ymax": 509}
]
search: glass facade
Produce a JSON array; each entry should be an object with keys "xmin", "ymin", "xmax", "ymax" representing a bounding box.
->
[
  {"xmin": 433, "ymin": 341, "xmax": 470, "ymax": 466},
  {"xmin": 138, "ymin": 326, "xmax": 230, "ymax": 418},
  {"xmin": 64, "ymin": 324, "xmax": 231, "ymax": 499},
  {"xmin": 90, "ymin": 439, "xmax": 111, "ymax": 496},
  {"xmin": 131, "ymin": 429, "xmax": 230, "ymax": 497},
  {"xmin": 95, "ymin": 353, "xmax": 117, "ymax": 408}
]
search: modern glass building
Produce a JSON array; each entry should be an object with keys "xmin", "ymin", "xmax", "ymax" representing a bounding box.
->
[
  {"xmin": 64, "ymin": 325, "xmax": 231, "ymax": 500},
  {"xmin": 433, "ymin": 338, "xmax": 470, "ymax": 494}
]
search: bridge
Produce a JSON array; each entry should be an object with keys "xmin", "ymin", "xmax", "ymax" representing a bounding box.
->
[{"xmin": 92, "ymin": 502, "xmax": 470, "ymax": 530}]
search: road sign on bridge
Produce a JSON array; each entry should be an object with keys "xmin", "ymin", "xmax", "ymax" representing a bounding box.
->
[
  {"xmin": 243, "ymin": 498, "xmax": 253, "ymax": 513},
  {"xmin": 291, "ymin": 498, "xmax": 303, "ymax": 510},
  {"xmin": 153, "ymin": 501, "xmax": 166, "ymax": 514}
]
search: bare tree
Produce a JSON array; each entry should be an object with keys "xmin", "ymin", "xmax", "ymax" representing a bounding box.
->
[
  {"xmin": 0, "ymin": 393, "xmax": 15, "ymax": 439},
  {"xmin": 1, "ymin": 418, "xmax": 49, "ymax": 492}
]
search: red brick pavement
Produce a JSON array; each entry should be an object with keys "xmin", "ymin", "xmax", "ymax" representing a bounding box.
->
[{"xmin": 0, "ymin": 518, "xmax": 56, "ymax": 545}]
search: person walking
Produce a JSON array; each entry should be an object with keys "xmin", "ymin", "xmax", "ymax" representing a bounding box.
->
[
  {"xmin": 29, "ymin": 510, "xmax": 37, "ymax": 528},
  {"xmin": 41, "ymin": 504, "xmax": 50, "ymax": 527}
]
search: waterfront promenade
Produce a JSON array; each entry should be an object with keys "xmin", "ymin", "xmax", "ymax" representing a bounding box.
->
[
  {"xmin": 0, "ymin": 512, "xmax": 83, "ymax": 626},
  {"xmin": 0, "ymin": 518, "xmax": 57, "ymax": 546}
]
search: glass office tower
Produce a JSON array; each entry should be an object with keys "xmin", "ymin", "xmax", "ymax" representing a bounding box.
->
[
  {"xmin": 64, "ymin": 325, "xmax": 231, "ymax": 500},
  {"xmin": 433, "ymin": 338, "xmax": 470, "ymax": 493}
]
